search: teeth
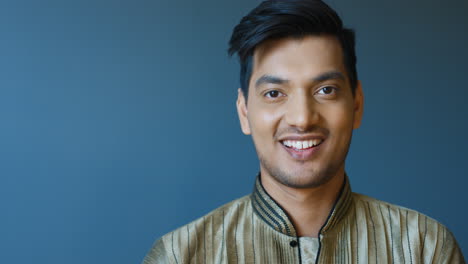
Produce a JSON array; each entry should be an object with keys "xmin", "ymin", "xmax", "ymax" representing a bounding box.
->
[
  {"xmin": 295, "ymin": 141, "xmax": 301, "ymax": 149},
  {"xmin": 282, "ymin": 139, "xmax": 323, "ymax": 150}
]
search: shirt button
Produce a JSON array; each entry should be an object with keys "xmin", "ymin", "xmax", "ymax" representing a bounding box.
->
[{"xmin": 289, "ymin": 240, "xmax": 298, "ymax": 247}]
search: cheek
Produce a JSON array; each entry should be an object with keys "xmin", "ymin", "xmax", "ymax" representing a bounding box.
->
[
  {"xmin": 248, "ymin": 107, "xmax": 282, "ymax": 140},
  {"xmin": 323, "ymin": 104, "xmax": 355, "ymax": 134}
]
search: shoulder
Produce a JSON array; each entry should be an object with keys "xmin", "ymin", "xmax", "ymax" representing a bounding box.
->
[
  {"xmin": 352, "ymin": 192, "xmax": 465, "ymax": 263},
  {"xmin": 169, "ymin": 194, "xmax": 252, "ymax": 236},
  {"xmin": 352, "ymin": 192, "xmax": 442, "ymax": 227},
  {"xmin": 142, "ymin": 194, "xmax": 251, "ymax": 264}
]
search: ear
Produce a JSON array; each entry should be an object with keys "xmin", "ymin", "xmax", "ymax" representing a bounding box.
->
[
  {"xmin": 236, "ymin": 88, "xmax": 251, "ymax": 135},
  {"xmin": 353, "ymin": 81, "xmax": 364, "ymax": 129}
]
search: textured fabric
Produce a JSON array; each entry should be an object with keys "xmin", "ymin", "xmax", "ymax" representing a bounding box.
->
[
  {"xmin": 143, "ymin": 174, "xmax": 465, "ymax": 264},
  {"xmin": 299, "ymin": 237, "xmax": 319, "ymax": 263}
]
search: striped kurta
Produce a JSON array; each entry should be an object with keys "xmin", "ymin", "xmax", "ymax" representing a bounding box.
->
[{"xmin": 143, "ymin": 174, "xmax": 465, "ymax": 263}]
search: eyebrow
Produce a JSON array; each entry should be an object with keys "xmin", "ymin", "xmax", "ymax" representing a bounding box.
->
[
  {"xmin": 254, "ymin": 70, "xmax": 346, "ymax": 90},
  {"xmin": 312, "ymin": 71, "xmax": 346, "ymax": 82},
  {"xmin": 255, "ymin": 75, "xmax": 289, "ymax": 88}
]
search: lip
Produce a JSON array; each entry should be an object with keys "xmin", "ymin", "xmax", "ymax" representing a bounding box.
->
[
  {"xmin": 278, "ymin": 134, "xmax": 326, "ymax": 141},
  {"xmin": 280, "ymin": 139, "xmax": 324, "ymax": 160}
]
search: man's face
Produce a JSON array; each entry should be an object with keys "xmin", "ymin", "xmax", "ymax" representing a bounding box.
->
[{"xmin": 236, "ymin": 35, "xmax": 363, "ymax": 189}]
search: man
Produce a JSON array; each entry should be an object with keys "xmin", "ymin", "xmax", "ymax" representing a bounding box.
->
[{"xmin": 143, "ymin": 0, "xmax": 465, "ymax": 263}]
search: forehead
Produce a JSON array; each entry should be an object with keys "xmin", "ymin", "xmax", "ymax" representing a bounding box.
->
[{"xmin": 251, "ymin": 35, "xmax": 346, "ymax": 81}]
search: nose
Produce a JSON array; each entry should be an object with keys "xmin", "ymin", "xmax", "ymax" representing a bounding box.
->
[{"xmin": 284, "ymin": 91, "xmax": 320, "ymax": 131}]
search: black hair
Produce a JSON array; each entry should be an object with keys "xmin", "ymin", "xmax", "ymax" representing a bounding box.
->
[{"xmin": 228, "ymin": 0, "xmax": 357, "ymax": 101}]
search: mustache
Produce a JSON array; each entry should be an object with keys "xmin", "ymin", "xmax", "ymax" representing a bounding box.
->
[{"xmin": 274, "ymin": 126, "xmax": 329, "ymax": 140}]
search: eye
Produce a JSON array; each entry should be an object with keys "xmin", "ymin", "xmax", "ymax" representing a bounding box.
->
[
  {"xmin": 264, "ymin": 90, "xmax": 283, "ymax": 98},
  {"xmin": 316, "ymin": 86, "xmax": 337, "ymax": 95}
]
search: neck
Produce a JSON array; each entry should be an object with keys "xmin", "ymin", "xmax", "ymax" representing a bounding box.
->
[{"xmin": 260, "ymin": 168, "xmax": 345, "ymax": 238}]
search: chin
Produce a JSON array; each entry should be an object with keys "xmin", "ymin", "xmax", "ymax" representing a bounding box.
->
[
  {"xmin": 259, "ymin": 153, "xmax": 342, "ymax": 189},
  {"xmin": 266, "ymin": 164, "xmax": 335, "ymax": 189},
  {"xmin": 278, "ymin": 171, "xmax": 334, "ymax": 189}
]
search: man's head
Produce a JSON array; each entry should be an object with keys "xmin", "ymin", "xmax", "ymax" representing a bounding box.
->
[
  {"xmin": 228, "ymin": 0, "xmax": 358, "ymax": 102},
  {"xmin": 228, "ymin": 0, "xmax": 364, "ymax": 189}
]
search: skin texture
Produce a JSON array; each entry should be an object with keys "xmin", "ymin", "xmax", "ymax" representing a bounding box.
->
[{"xmin": 236, "ymin": 35, "xmax": 364, "ymax": 237}]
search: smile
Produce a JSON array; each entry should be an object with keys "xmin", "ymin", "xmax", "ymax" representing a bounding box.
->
[{"xmin": 281, "ymin": 139, "xmax": 324, "ymax": 151}]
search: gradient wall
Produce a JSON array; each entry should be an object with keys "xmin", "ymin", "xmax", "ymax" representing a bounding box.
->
[{"xmin": 0, "ymin": 0, "xmax": 466, "ymax": 263}]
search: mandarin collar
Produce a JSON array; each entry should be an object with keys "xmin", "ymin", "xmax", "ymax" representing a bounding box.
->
[{"xmin": 251, "ymin": 172, "xmax": 353, "ymax": 237}]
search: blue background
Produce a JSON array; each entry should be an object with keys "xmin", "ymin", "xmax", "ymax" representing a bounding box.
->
[{"xmin": 0, "ymin": 0, "xmax": 466, "ymax": 263}]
